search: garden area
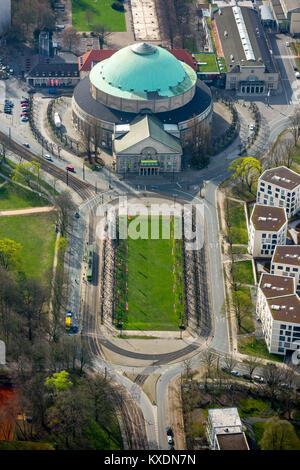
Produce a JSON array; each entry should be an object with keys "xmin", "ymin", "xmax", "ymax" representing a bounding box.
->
[
  {"xmin": 115, "ymin": 215, "xmax": 185, "ymax": 331},
  {"xmin": 72, "ymin": 0, "xmax": 126, "ymax": 32},
  {"xmin": 238, "ymin": 337, "xmax": 284, "ymax": 362},
  {"xmin": 0, "ymin": 181, "xmax": 50, "ymax": 211},
  {"xmin": 226, "ymin": 199, "xmax": 248, "ymax": 245},
  {"xmin": 0, "ymin": 213, "xmax": 57, "ymax": 280},
  {"xmin": 232, "ymin": 260, "xmax": 254, "ymax": 285}
]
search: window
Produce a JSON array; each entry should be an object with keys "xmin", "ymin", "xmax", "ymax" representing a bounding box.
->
[{"xmin": 280, "ymin": 324, "xmax": 287, "ymax": 329}]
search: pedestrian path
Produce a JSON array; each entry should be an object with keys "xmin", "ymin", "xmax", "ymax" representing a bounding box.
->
[{"xmin": 0, "ymin": 206, "xmax": 55, "ymax": 216}]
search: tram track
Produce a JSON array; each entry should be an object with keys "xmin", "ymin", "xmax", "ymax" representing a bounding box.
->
[{"xmin": 0, "ymin": 130, "xmax": 94, "ymax": 201}]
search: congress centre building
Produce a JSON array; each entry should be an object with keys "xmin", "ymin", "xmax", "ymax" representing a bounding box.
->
[{"xmin": 72, "ymin": 42, "xmax": 213, "ymax": 175}]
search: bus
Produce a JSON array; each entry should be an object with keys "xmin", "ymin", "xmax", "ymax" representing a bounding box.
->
[{"xmin": 86, "ymin": 245, "xmax": 94, "ymax": 281}]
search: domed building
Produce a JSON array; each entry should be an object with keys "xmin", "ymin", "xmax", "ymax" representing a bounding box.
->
[{"xmin": 72, "ymin": 42, "xmax": 213, "ymax": 175}]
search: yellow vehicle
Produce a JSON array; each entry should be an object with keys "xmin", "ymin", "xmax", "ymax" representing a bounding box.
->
[{"xmin": 65, "ymin": 314, "xmax": 71, "ymax": 332}]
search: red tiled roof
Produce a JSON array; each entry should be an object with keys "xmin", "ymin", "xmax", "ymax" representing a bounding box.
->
[
  {"xmin": 78, "ymin": 48, "xmax": 198, "ymax": 72},
  {"xmin": 78, "ymin": 50, "xmax": 117, "ymax": 71}
]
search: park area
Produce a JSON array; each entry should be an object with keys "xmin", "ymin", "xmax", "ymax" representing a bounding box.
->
[
  {"xmin": 72, "ymin": 0, "xmax": 126, "ymax": 32},
  {"xmin": 0, "ymin": 213, "xmax": 57, "ymax": 280},
  {"xmin": 115, "ymin": 215, "xmax": 185, "ymax": 331}
]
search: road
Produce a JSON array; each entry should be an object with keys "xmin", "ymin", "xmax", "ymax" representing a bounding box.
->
[{"xmin": 1, "ymin": 53, "xmax": 299, "ymax": 450}]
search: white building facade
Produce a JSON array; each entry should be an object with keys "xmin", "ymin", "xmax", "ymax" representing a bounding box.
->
[
  {"xmin": 271, "ymin": 245, "xmax": 300, "ymax": 293},
  {"xmin": 256, "ymin": 166, "xmax": 300, "ymax": 218},
  {"xmin": 256, "ymin": 273, "xmax": 300, "ymax": 355},
  {"xmin": 248, "ymin": 204, "xmax": 287, "ymax": 258}
]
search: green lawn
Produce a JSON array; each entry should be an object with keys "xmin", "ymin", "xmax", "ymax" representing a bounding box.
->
[
  {"xmin": 226, "ymin": 199, "xmax": 248, "ymax": 244},
  {"xmin": 238, "ymin": 337, "xmax": 284, "ymax": 362},
  {"xmin": 0, "ymin": 213, "xmax": 57, "ymax": 280},
  {"xmin": 0, "ymin": 181, "xmax": 50, "ymax": 210},
  {"xmin": 194, "ymin": 53, "xmax": 218, "ymax": 73},
  {"xmin": 239, "ymin": 398, "xmax": 269, "ymax": 418},
  {"xmin": 115, "ymin": 216, "xmax": 184, "ymax": 331},
  {"xmin": 72, "ymin": 0, "xmax": 126, "ymax": 32},
  {"xmin": 233, "ymin": 260, "xmax": 254, "ymax": 285},
  {"xmin": 236, "ymin": 286, "xmax": 255, "ymax": 334}
]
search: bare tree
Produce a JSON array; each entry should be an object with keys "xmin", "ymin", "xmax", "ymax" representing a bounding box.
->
[
  {"xmin": 92, "ymin": 23, "xmax": 111, "ymax": 49},
  {"xmin": 223, "ymin": 355, "xmax": 238, "ymax": 373},
  {"xmin": 243, "ymin": 357, "xmax": 260, "ymax": 378},
  {"xmin": 289, "ymin": 107, "xmax": 300, "ymax": 147},
  {"xmin": 61, "ymin": 26, "xmax": 81, "ymax": 54},
  {"xmin": 54, "ymin": 191, "xmax": 75, "ymax": 237}
]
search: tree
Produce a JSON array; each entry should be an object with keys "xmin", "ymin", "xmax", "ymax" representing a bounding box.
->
[
  {"xmin": 61, "ymin": 26, "xmax": 81, "ymax": 53},
  {"xmin": 45, "ymin": 370, "xmax": 73, "ymax": 394},
  {"xmin": 243, "ymin": 357, "xmax": 260, "ymax": 378},
  {"xmin": 223, "ymin": 355, "xmax": 238, "ymax": 373},
  {"xmin": 232, "ymin": 289, "xmax": 253, "ymax": 333},
  {"xmin": 0, "ymin": 238, "xmax": 22, "ymax": 272},
  {"xmin": 260, "ymin": 417, "xmax": 300, "ymax": 450},
  {"xmin": 17, "ymin": 279, "xmax": 49, "ymax": 342},
  {"xmin": 263, "ymin": 363, "xmax": 285, "ymax": 402},
  {"xmin": 92, "ymin": 23, "xmax": 111, "ymax": 49},
  {"xmin": 54, "ymin": 191, "xmax": 75, "ymax": 237},
  {"xmin": 228, "ymin": 157, "xmax": 262, "ymax": 194},
  {"xmin": 289, "ymin": 107, "xmax": 300, "ymax": 148},
  {"xmin": 12, "ymin": 161, "xmax": 41, "ymax": 190}
]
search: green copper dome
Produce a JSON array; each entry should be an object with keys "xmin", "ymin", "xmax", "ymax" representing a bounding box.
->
[{"xmin": 89, "ymin": 43, "xmax": 197, "ymax": 101}]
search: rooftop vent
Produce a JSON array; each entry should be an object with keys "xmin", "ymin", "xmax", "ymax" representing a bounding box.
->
[{"xmin": 271, "ymin": 305, "xmax": 281, "ymax": 310}]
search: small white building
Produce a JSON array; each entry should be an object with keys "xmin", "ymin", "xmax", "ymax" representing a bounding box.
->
[
  {"xmin": 256, "ymin": 166, "xmax": 300, "ymax": 218},
  {"xmin": 207, "ymin": 408, "xmax": 249, "ymax": 450},
  {"xmin": 248, "ymin": 204, "xmax": 287, "ymax": 258},
  {"xmin": 0, "ymin": 0, "xmax": 11, "ymax": 37},
  {"xmin": 271, "ymin": 245, "xmax": 300, "ymax": 294},
  {"xmin": 256, "ymin": 273, "xmax": 300, "ymax": 356}
]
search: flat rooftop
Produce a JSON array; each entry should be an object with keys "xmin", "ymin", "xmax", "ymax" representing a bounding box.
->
[
  {"xmin": 259, "ymin": 273, "xmax": 295, "ymax": 298},
  {"xmin": 260, "ymin": 166, "xmax": 300, "ymax": 191},
  {"xmin": 269, "ymin": 0, "xmax": 286, "ymax": 20},
  {"xmin": 251, "ymin": 204, "xmax": 287, "ymax": 232},
  {"xmin": 214, "ymin": 6, "xmax": 276, "ymax": 72},
  {"xmin": 268, "ymin": 295, "xmax": 300, "ymax": 324},
  {"xmin": 272, "ymin": 245, "xmax": 300, "ymax": 267},
  {"xmin": 216, "ymin": 433, "xmax": 249, "ymax": 450},
  {"xmin": 208, "ymin": 407, "xmax": 242, "ymax": 431}
]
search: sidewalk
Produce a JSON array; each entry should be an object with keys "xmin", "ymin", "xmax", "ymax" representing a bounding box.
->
[{"xmin": 0, "ymin": 206, "xmax": 55, "ymax": 217}]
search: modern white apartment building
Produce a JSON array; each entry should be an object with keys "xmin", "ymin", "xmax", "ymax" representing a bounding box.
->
[
  {"xmin": 256, "ymin": 273, "xmax": 300, "ymax": 356},
  {"xmin": 248, "ymin": 204, "xmax": 287, "ymax": 258},
  {"xmin": 0, "ymin": 0, "xmax": 11, "ymax": 37},
  {"xmin": 271, "ymin": 245, "xmax": 300, "ymax": 293},
  {"xmin": 207, "ymin": 408, "xmax": 249, "ymax": 450},
  {"xmin": 256, "ymin": 166, "xmax": 300, "ymax": 218}
]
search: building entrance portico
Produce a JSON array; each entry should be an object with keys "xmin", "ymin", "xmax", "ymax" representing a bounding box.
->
[{"xmin": 139, "ymin": 160, "xmax": 160, "ymax": 176}]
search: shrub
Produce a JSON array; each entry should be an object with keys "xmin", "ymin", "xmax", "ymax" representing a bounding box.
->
[{"xmin": 112, "ymin": 2, "xmax": 125, "ymax": 11}]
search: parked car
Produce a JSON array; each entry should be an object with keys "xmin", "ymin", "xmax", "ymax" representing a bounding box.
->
[
  {"xmin": 23, "ymin": 142, "xmax": 30, "ymax": 148},
  {"xmin": 167, "ymin": 435, "xmax": 174, "ymax": 445},
  {"xmin": 66, "ymin": 165, "xmax": 75, "ymax": 172},
  {"xmin": 21, "ymin": 116, "xmax": 29, "ymax": 122},
  {"xmin": 4, "ymin": 109, "xmax": 11, "ymax": 114},
  {"xmin": 166, "ymin": 426, "xmax": 173, "ymax": 437},
  {"xmin": 249, "ymin": 123, "xmax": 256, "ymax": 131},
  {"xmin": 242, "ymin": 374, "xmax": 252, "ymax": 381},
  {"xmin": 20, "ymin": 112, "xmax": 28, "ymax": 117},
  {"xmin": 231, "ymin": 370, "xmax": 241, "ymax": 377},
  {"xmin": 169, "ymin": 445, "xmax": 175, "ymax": 451},
  {"xmin": 21, "ymin": 98, "xmax": 29, "ymax": 103},
  {"xmin": 44, "ymin": 154, "xmax": 53, "ymax": 162},
  {"xmin": 21, "ymin": 102, "xmax": 29, "ymax": 107},
  {"xmin": 75, "ymin": 212, "xmax": 80, "ymax": 219},
  {"xmin": 286, "ymin": 41, "xmax": 290, "ymax": 47},
  {"xmin": 294, "ymin": 66, "xmax": 298, "ymax": 72},
  {"xmin": 5, "ymin": 99, "xmax": 13, "ymax": 106},
  {"xmin": 253, "ymin": 375, "xmax": 264, "ymax": 383},
  {"xmin": 296, "ymin": 71, "xmax": 300, "ymax": 79}
]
